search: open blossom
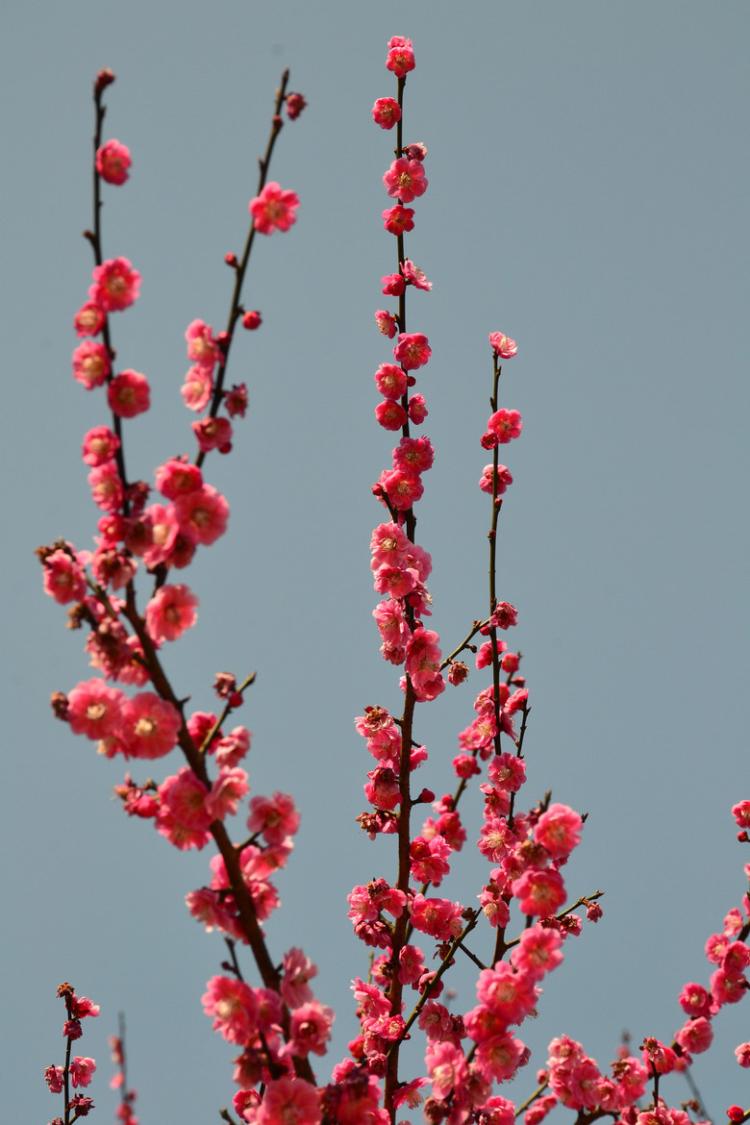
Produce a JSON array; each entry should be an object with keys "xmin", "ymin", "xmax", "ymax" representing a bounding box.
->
[
  {"xmin": 402, "ymin": 259, "xmax": 432, "ymax": 290},
  {"xmin": 377, "ymin": 467, "xmax": 424, "ymax": 511},
  {"xmin": 88, "ymin": 462, "xmax": 124, "ymax": 512},
  {"xmin": 409, "ymin": 894, "xmax": 463, "ymax": 939},
  {"xmin": 44, "ymin": 1065, "xmax": 65, "ymax": 1093},
  {"xmin": 374, "ymin": 309, "xmax": 398, "ymax": 337},
  {"xmin": 108, "ymin": 370, "xmax": 150, "ymax": 418},
  {"xmin": 281, "ymin": 948, "xmax": 318, "ymax": 1008},
  {"xmin": 249, "ymin": 182, "xmax": 299, "ymax": 234},
  {"xmin": 372, "ymin": 96, "xmax": 401, "ymax": 129},
  {"xmin": 72, "ymin": 340, "xmax": 111, "ymax": 389},
  {"xmin": 485, "ymin": 408, "xmax": 523, "ymax": 445},
  {"xmin": 479, "ymin": 463, "xmax": 513, "ymax": 495},
  {"xmin": 69, "ymin": 1057, "xmax": 97, "ymax": 1088},
  {"xmin": 374, "ymin": 363, "xmax": 407, "ymax": 400},
  {"xmin": 489, "ymin": 331, "xmax": 518, "ymax": 359},
  {"xmin": 512, "ymin": 867, "xmax": 566, "ymax": 917},
  {"xmin": 43, "ymin": 547, "xmax": 87, "ymax": 604},
  {"xmin": 74, "ymin": 301, "xmax": 105, "ymax": 337},
  {"xmin": 286, "ymin": 1002, "xmax": 335, "ymax": 1058},
  {"xmin": 383, "ymin": 157, "xmax": 428, "ymax": 203},
  {"xmin": 174, "ymin": 485, "xmax": 229, "ymax": 545},
  {"xmin": 193, "ymin": 415, "xmax": 233, "ymax": 453},
  {"xmin": 256, "ymin": 1078, "xmax": 321, "ymax": 1125},
  {"xmin": 155, "ymin": 457, "xmax": 203, "ymax": 499},
  {"xmin": 119, "ymin": 693, "xmax": 181, "ymax": 759},
  {"xmin": 375, "ymin": 400, "xmax": 407, "ymax": 431},
  {"xmin": 382, "ymin": 204, "xmax": 415, "ymax": 235},
  {"xmin": 67, "ymin": 679, "xmax": 125, "ymax": 740},
  {"xmin": 89, "ymin": 256, "xmax": 140, "ymax": 311},
  {"xmin": 248, "ymin": 792, "xmax": 300, "ymax": 844},
  {"xmin": 82, "ymin": 425, "xmax": 120, "ymax": 467},
  {"xmin": 145, "ymin": 583, "xmax": 198, "ymax": 643},
  {"xmin": 393, "ymin": 332, "xmax": 431, "ymax": 370},
  {"xmin": 205, "ymin": 767, "xmax": 249, "ymax": 821},
  {"xmin": 96, "ymin": 138, "xmax": 131, "ymax": 184},
  {"xmin": 386, "ymin": 35, "xmax": 415, "ymax": 77},
  {"xmin": 181, "ymin": 365, "xmax": 213, "ymax": 412},
  {"xmin": 202, "ymin": 976, "xmax": 258, "ymax": 1045},
  {"xmin": 185, "ymin": 319, "xmax": 220, "ymax": 369},
  {"xmin": 406, "ymin": 627, "xmax": 445, "ymax": 701},
  {"xmin": 534, "ymin": 803, "xmax": 583, "ymax": 860}
]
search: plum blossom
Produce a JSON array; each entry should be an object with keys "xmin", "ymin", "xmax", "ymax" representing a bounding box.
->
[
  {"xmin": 89, "ymin": 257, "xmax": 140, "ymax": 311},
  {"xmin": 96, "ymin": 139, "xmax": 131, "ymax": 184},
  {"xmin": 249, "ymin": 182, "xmax": 299, "ymax": 234}
]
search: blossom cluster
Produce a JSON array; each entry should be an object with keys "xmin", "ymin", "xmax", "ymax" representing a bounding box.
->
[
  {"xmin": 44, "ymin": 983, "xmax": 98, "ymax": 1124},
  {"xmin": 40, "ymin": 46, "xmax": 750, "ymax": 1125}
]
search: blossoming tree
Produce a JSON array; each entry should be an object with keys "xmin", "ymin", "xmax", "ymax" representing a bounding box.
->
[{"xmin": 39, "ymin": 36, "xmax": 749, "ymax": 1125}]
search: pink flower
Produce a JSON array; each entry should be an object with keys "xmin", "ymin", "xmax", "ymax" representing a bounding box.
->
[
  {"xmin": 70, "ymin": 1057, "xmax": 97, "ymax": 1088},
  {"xmin": 89, "ymin": 257, "xmax": 140, "ymax": 312},
  {"xmin": 385, "ymin": 35, "xmax": 415, "ymax": 78},
  {"xmin": 141, "ymin": 503, "xmax": 180, "ymax": 569},
  {"xmin": 181, "ymin": 365, "xmax": 213, "ymax": 412},
  {"xmin": 479, "ymin": 464, "xmax": 513, "ymax": 495},
  {"xmin": 473, "ymin": 1032, "xmax": 526, "ymax": 1083},
  {"xmin": 374, "ymin": 309, "xmax": 398, "ymax": 338},
  {"xmin": 381, "ymin": 272, "xmax": 405, "ymax": 296},
  {"xmin": 382, "ymin": 205, "xmax": 415, "ymax": 235},
  {"xmin": 202, "ymin": 976, "xmax": 258, "ymax": 1045},
  {"xmin": 489, "ymin": 332, "xmax": 518, "ymax": 359},
  {"xmin": 286, "ymin": 1002, "xmax": 334, "ymax": 1058},
  {"xmin": 174, "ymin": 485, "xmax": 229, "ymax": 545},
  {"xmin": 735, "ymin": 1041, "xmax": 750, "ymax": 1067},
  {"xmin": 534, "ymin": 803, "xmax": 583, "ymax": 860},
  {"xmin": 249, "ymin": 182, "xmax": 299, "ymax": 234},
  {"xmin": 511, "ymin": 924, "xmax": 564, "ymax": 981},
  {"xmin": 281, "ymin": 948, "xmax": 318, "ymax": 1008},
  {"xmin": 408, "ymin": 393, "xmax": 428, "ymax": 423},
  {"xmin": 42, "ymin": 547, "xmax": 87, "ymax": 604},
  {"xmin": 732, "ymin": 800, "xmax": 750, "ymax": 828},
  {"xmin": 485, "ymin": 408, "xmax": 523, "ymax": 445},
  {"xmin": 256, "ymin": 1078, "xmax": 321, "ymax": 1125},
  {"xmin": 374, "ymin": 363, "xmax": 407, "ymax": 400},
  {"xmin": 88, "ymin": 462, "xmax": 124, "ymax": 512},
  {"xmin": 214, "ymin": 726, "xmax": 251, "ymax": 768},
  {"xmin": 193, "ymin": 415, "xmax": 233, "ymax": 453},
  {"xmin": 67, "ymin": 679, "xmax": 125, "ymax": 740},
  {"xmin": 426, "ymin": 1040, "xmax": 467, "ymax": 1100},
  {"xmin": 377, "ymin": 467, "xmax": 424, "ymax": 512},
  {"xmin": 406, "ymin": 627, "xmax": 445, "ymax": 702},
  {"xmin": 393, "ymin": 332, "xmax": 431, "ymax": 370},
  {"xmin": 120, "ymin": 693, "xmax": 182, "ymax": 759},
  {"xmin": 108, "ymin": 370, "xmax": 150, "ymax": 418},
  {"xmin": 375, "ymin": 401, "xmax": 407, "ymax": 431},
  {"xmin": 155, "ymin": 458, "xmax": 203, "ymax": 499},
  {"xmin": 383, "ymin": 157, "xmax": 428, "ymax": 203},
  {"xmin": 678, "ymin": 982, "xmax": 712, "ymax": 1018},
  {"xmin": 82, "ymin": 425, "xmax": 120, "ymax": 467},
  {"xmin": 145, "ymin": 583, "xmax": 198, "ymax": 643},
  {"xmin": 409, "ymin": 894, "xmax": 463, "ymax": 939},
  {"xmin": 72, "ymin": 340, "xmax": 111, "ymax": 389},
  {"xmin": 512, "ymin": 867, "xmax": 566, "ymax": 917},
  {"xmin": 185, "ymin": 319, "xmax": 220, "ymax": 369},
  {"xmin": 44, "ymin": 1065, "xmax": 65, "ymax": 1093},
  {"xmin": 74, "ymin": 301, "xmax": 105, "ymax": 337},
  {"xmin": 675, "ymin": 1017, "xmax": 713, "ymax": 1055},
  {"xmin": 96, "ymin": 139, "xmax": 131, "ymax": 185},
  {"xmin": 402, "ymin": 259, "xmax": 432, "ymax": 290},
  {"xmin": 206, "ymin": 767, "xmax": 249, "ymax": 821},
  {"xmin": 372, "ymin": 97, "xmax": 401, "ymax": 129},
  {"xmin": 248, "ymin": 792, "xmax": 300, "ymax": 844}
]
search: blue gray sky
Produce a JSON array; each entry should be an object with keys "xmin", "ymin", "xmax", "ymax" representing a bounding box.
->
[{"xmin": 2, "ymin": 2, "xmax": 748, "ymax": 1121}]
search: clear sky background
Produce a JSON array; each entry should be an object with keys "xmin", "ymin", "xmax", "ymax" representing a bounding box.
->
[{"xmin": 2, "ymin": 2, "xmax": 748, "ymax": 1122}]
